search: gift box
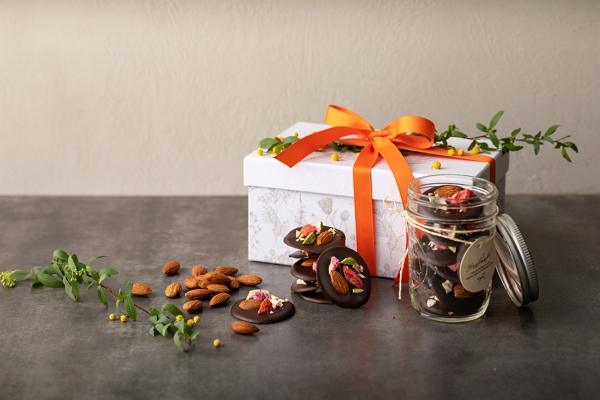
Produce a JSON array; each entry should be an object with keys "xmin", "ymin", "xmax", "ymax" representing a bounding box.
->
[{"xmin": 244, "ymin": 121, "xmax": 509, "ymax": 279}]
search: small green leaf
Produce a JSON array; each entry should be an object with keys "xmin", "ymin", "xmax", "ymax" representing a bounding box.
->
[
  {"xmin": 259, "ymin": 138, "xmax": 280, "ymax": 149},
  {"xmin": 11, "ymin": 271, "xmax": 32, "ymax": 282},
  {"xmin": 31, "ymin": 266, "xmax": 44, "ymax": 275},
  {"xmin": 117, "ymin": 289, "xmax": 125, "ymax": 301},
  {"xmin": 341, "ymin": 257, "xmax": 357, "ymax": 265},
  {"xmin": 534, "ymin": 131, "xmax": 541, "ymax": 141},
  {"xmin": 174, "ymin": 319, "xmax": 187, "ymax": 333},
  {"xmin": 191, "ymin": 330, "xmax": 201, "ymax": 340},
  {"xmin": 149, "ymin": 326, "xmax": 156, "ymax": 337},
  {"xmin": 97, "ymin": 285, "xmax": 108, "ymax": 306},
  {"xmin": 53, "ymin": 250, "xmax": 69, "ymax": 261},
  {"xmin": 488, "ymin": 131, "xmax": 500, "ymax": 148},
  {"xmin": 162, "ymin": 303, "xmax": 184, "ymax": 318},
  {"xmin": 451, "ymin": 131, "xmax": 468, "ymax": 138},
  {"xmin": 534, "ymin": 141, "xmax": 540, "ymax": 155},
  {"xmin": 63, "ymin": 277, "xmax": 77, "ymax": 302},
  {"xmin": 86, "ymin": 266, "xmax": 99, "ymax": 281},
  {"xmin": 563, "ymin": 141, "xmax": 578, "ymax": 152},
  {"xmin": 479, "ymin": 142, "xmax": 492, "ymax": 151},
  {"xmin": 52, "ymin": 263, "xmax": 64, "ymax": 279},
  {"xmin": 489, "ymin": 111, "xmax": 504, "ymax": 129},
  {"xmin": 562, "ymin": 147, "xmax": 572, "ymax": 162},
  {"xmin": 511, "ymin": 128, "xmax": 521, "ymax": 137},
  {"xmin": 99, "ymin": 268, "xmax": 118, "ymax": 278},
  {"xmin": 174, "ymin": 332, "xmax": 184, "ymax": 353},
  {"xmin": 503, "ymin": 144, "xmax": 524, "ymax": 151},
  {"xmin": 31, "ymin": 276, "xmax": 40, "ymax": 286},
  {"xmin": 124, "ymin": 294, "xmax": 136, "ymax": 321},
  {"xmin": 543, "ymin": 136, "xmax": 554, "ymax": 144},
  {"xmin": 272, "ymin": 143, "xmax": 284, "ymax": 155},
  {"xmin": 36, "ymin": 273, "xmax": 65, "ymax": 288},
  {"xmin": 468, "ymin": 140, "xmax": 477, "ymax": 151},
  {"xmin": 116, "ymin": 299, "xmax": 123, "ymax": 314},
  {"xmin": 150, "ymin": 308, "xmax": 159, "ymax": 316},
  {"xmin": 124, "ymin": 282, "xmax": 133, "ymax": 296},
  {"xmin": 282, "ymin": 136, "xmax": 299, "ymax": 146},
  {"xmin": 476, "ymin": 123, "xmax": 487, "ymax": 132},
  {"xmin": 328, "ymin": 142, "xmax": 342, "ymax": 151},
  {"xmin": 86, "ymin": 256, "xmax": 107, "ymax": 266},
  {"xmin": 160, "ymin": 324, "xmax": 172, "ymax": 338},
  {"xmin": 544, "ymin": 125, "xmax": 559, "ymax": 136}
]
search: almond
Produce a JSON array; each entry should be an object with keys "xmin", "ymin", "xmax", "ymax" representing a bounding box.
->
[
  {"xmin": 182, "ymin": 300, "xmax": 203, "ymax": 313},
  {"xmin": 209, "ymin": 292, "xmax": 230, "ymax": 307},
  {"xmin": 317, "ymin": 231, "xmax": 335, "ymax": 245},
  {"xmin": 231, "ymin": 321, "xmax": 260, "ymax": 335},
  {"xmin": 301, "ymin": 258, "xmax": 317, "ymax": 267},
  {"xmin": 191, "ymin": 265, "xmax": 208, "ymax": 276},
  {"xmin": 206, "ymin": 284, "xmax": 229, "ymax": 293},
  {"xmin": 194, "ymin": 275, "xmax": 210, "ymax": 288},
  {"xmin": 330, "ymin": 269, "xmax": 349, "ymax": 295},
  {"xmin": 239, "ymin": 299, "xmax": 262, "ymax": 310},
  {"xmin": 434, "ymin": 185, "xmax": 463, "ymax": 198},
  {"xmin": 183, "ymin": 277, "xmax": 199, "ymax": 290},
  {"xmin": 237, "ymin": 274, "xmax": 262, "ymax": 286},
  {"xmin": 185, "ymin": 289, "xmax": 213, "ymax": 300},
  {"xmin": 162, "ymin": 261, "xmax": 180, "ymax": 275},
  {"xmin": 131, "ymin": 283, "xmax": 152, "ymax": 297},
  {"xmin": 204, "ymin": 272, "xmax": 231, "ymax": 285},
  {"xmin": 165, "ymin": 282, "xmax": 182, "ymax": 298},
  {"xmin": 213, "ymin": 266, "xmax": 239, "ymax": 276},
  {"xmin": 453, "ymin": 283, "xmax": 476, "ymax": 299},
  {"xmin": 228, "ymin": 278, "xmax": 240, "ymax": 290}
]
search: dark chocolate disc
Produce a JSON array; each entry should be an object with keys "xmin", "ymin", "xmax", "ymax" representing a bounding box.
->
[
  {"xmin": 315, "ymin": 246, "xmax": 371, "ymax": 309},
  {"xmin": 416, "ymin": 236, "xmax": 458, "ymax": 267},
  {"xmin": 429, "ymin": 265, "xmax": 461, "ymax": 284},
  {"xmin": 417, "ymin": 187, "xmax": 483, "ymax": 221},
  {"xmin": 284, "ymin": 225, "xmax": 346, "ymax": 254},
  {"xmin": 230, "ymin": 299, "xmax": 295, "ymax": 324},
  {"xmin": 290, "ymin": 280, "xmax": 318, "ymax": 293},
  {"xmin": 297, "ymin": 290, "xmax": 333, "ymax": 304},
  {"xmin": 429, "ymin": 274, "xmax": 486, "ymax": 316},
  {"xmin": 288, "ymin": 250, "xmax": 315, "ymax": 259},
  {"xmin": 290, "ymin": 259, "xmax": 317, "ymax": 281}
]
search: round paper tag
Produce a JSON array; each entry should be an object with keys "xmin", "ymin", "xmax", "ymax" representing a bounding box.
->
[{"xmin": 458, "ymin": 236, "xmax": 498, "ymax": 292}]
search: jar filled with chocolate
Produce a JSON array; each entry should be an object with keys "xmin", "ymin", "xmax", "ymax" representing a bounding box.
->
[{"xmin": 405, "ymin": 175, "xmax": 500, "ymax": 322}]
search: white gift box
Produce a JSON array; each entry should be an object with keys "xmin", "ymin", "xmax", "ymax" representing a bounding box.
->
[{"xmin": 244, "ymin": 122, "xmax": 509, "ymax": 279}]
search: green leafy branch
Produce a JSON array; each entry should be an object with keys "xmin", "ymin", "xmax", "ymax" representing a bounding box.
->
[
  {"xmin": 1, "ymin": 249, "xmax": 200, "ymax": 352},
  {"xmin": 435, "ymin": 111, "xmax": 578, "ymax": 162}
]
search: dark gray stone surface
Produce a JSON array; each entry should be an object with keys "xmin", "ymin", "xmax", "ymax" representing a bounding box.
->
[{"xmin": 0, "ymin": 196, "xmax": 598, "ymax": 399}]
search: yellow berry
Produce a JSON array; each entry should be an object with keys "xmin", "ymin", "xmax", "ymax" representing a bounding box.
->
[
  {"xmin": 293, "ymin": 132, "xmax": 299, "ymax": 137},
  {"xmin": 472, "ymin": 145, "xmax": 480, "ymax": 154},
  {"xmin": 187, "ymin": 320, "xmax": 194, "ymax": 327},
  {"xmin": 331, "ymin": 154, "xmax": 340, "ymax": 162},
  {"xmin": 448, "ymin": 148, "xmax": 455, "ymax": 156},
  {"xmin": 120, "ymin": 315, "xmax": 127, "ymax": 323},
  {"xmin": 176, "ymin": 315, "xmax": 184, "ymax": 322},
  {"xmin": 257, "ymin": 149, "xmax": 263, "ymax": 156},
  {"xmin": 193, "ymin": 316, "xmax": 200, "ymax": 323},
  {"xmin": 431, "ymin": 161, "xmax": 441, "ymax": 170},
  {"xmin": 213, "ymin": 339, "xmax": 221, "ymax": 347},
  {"xmin": 109, "ymin": 314, "xmax": 116, "ymax": 321},
  {"xmin": 458, "ymin": 148, "xmax": 464, "ymax": 156}
]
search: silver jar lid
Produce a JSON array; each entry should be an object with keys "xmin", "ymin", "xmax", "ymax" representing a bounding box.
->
[{"xmin": 493, "ymin": 214, "xmax": 539, "ymax": 307}]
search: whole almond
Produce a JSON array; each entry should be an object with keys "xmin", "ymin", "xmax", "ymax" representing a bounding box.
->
[
  {"xmin": 237, "ymin": 274, "xmax": 262, "ymax": 286},
  {"xmin": 209, "ymin": 292, "xmax": 230, "ymax": 307},
  {"xmin": 330, "ymin": 269, "xmax": 349, "ymax": 295},
  {"xmin": 301, "ymin": 258, "xmax": 317, "ymax": 267},
  {"xmin": 191, "ymin": 265, "xmax": 208, "ymax": 276},
  {"xmin": 317, "ymin": 231, "xmax": 335, "ymax": 245},
  {"xmin": 206, "ymin": 283, "xmax": 229, "ymax": 293},
  {"xmin": 131, "ymin": 283, "xmax": 152, "ymax": 297},
  {"xmin": 182, "ymin": 300, "xmax": 203, "ymax": 313},
  {"xmin": 239, "ymin": 299, "xmax": 262, "ymax": 310},
  {"xmin": 453, "ymin": 283, "xmax": 476, "ymax": 299},
  {"xmin": 162, "ymin": 261, "xmax": 180, "ymax": 275},
  {"xmin": 214, "ymin": 266, "xmax": 239, "ymax": 276},
  {"xmin": 185, "ymin": 288, "xmax": 213, "ymax": 300},
  {"xmin": 183, "ymin": 277, "xmax": 199, "ymax": 290},
  {"xmin": 228, "ymin": 278, "xmax": 240, "ymax": 290},
  {"xmin": 204, "ymin": 272, "xmax": 231, "ymax": 285},
  {"xmin": 231, "ymin": 321, "xmax": 260, "ymax": 335},
  {"xmin": 165, "ymin": 282, "xmax": 182, "ymax": 298},
  {"xmin": 434, "ymin": 185, "xmax": 463, "ymax": 198}
]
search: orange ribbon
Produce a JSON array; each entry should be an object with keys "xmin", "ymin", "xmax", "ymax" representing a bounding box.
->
[{"xmin": 275, "ymin": 105, "xmax": 496, "ymax": 282}]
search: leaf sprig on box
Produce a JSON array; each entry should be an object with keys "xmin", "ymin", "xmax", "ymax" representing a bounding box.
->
[{"xmin": 0, "ymin": 249, "xmax": 200, "ymax": 353}]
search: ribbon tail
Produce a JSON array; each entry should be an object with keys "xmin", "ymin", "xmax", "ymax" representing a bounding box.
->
[{"xmin": 353, "ymin": 144, "xmax": 379, "ymax": 277}]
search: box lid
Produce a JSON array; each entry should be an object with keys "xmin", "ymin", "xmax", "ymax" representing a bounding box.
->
[{"xmin": 244, "ymin": 122, "xmax": 509, "ymax": 202}]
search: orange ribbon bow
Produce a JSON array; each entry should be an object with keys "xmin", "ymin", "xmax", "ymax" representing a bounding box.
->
[{"xmin": 275, "ymin": 105, "xmax": 495, "ymax": 282}]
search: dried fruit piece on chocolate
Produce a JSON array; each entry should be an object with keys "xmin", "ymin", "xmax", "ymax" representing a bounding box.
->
[
  {"xmin": 302, "ymin": 232, "xmax": 316, "ymax": 245},
  {"xmin": 343, "ymin": 266, "xmax": 363, "ymax": 289},
  {"xmin": 239, "ymin": 299, "xmax": 263, "ymax": 310},
  {"xmin": 231, "ymin": 321, "xmax": 260, "ymax": 335},
  {"xmin": 448, "ymin": 189, "xmax": 474, "ymax": 205},
  {"xmin": 330, "ymin": 269, "xmax": 349, "ymax": 295},
  {"xmin": 131, "ymin": 283, "xmax": 152, "ymax": 297},
  {"xmin": 257, "ymin": 298, "xmax": 273, "ymax": 315},
  {"xmin": 299, "ymin": 224, "xmax": 316, "ymax": 237},
  {"xmin": 434, "ymin": 185, "xmax": 463, "ymax": 197},
  {"xmin": 453, "ymin": 283, "xmax": 476, "ymax": 299},
  {"xmin": 328, "ymin": 256, "xmax": 341, "ymax": 272},
  {"xmin": 316, "ymin": 231, "xmax": 335, "ymax": 245}
]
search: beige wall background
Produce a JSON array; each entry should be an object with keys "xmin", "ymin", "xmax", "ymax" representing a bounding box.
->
[{"xmin": 1, "ymin": 0, "xmax": 598, "ymax": 196}]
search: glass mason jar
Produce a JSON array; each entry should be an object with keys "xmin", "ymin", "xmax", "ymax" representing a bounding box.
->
[{"xmin": 406, "ymin": 175, "xmax": 499, "ymax": 322}]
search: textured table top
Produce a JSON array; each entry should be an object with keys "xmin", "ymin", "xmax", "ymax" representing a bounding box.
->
[{"xmin": 0, "ymin": 196, "xmax": 598, "ymax": 399}]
